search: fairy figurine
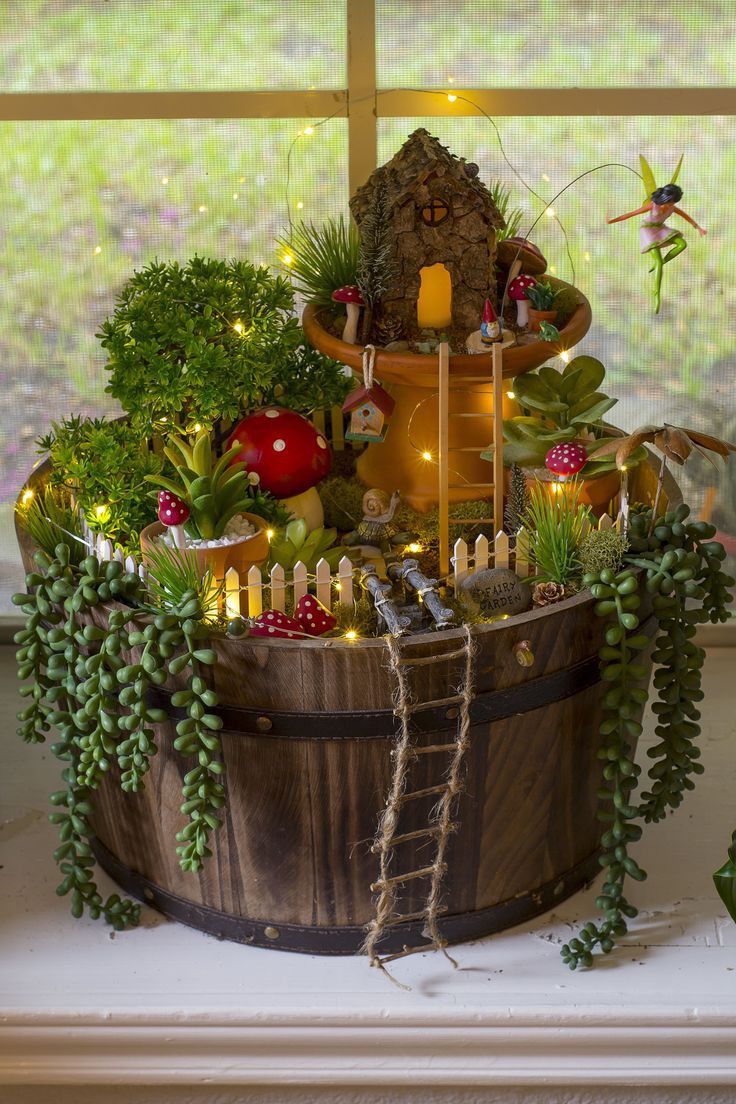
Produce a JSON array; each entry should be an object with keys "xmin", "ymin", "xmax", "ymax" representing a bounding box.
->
[{"xmin": 608, "ymin": 155, "xmax": 706, "ymax": 313}]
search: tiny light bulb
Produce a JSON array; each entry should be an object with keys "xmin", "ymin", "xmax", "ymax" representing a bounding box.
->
[
  {"xmin": 21, "ymin": 488, "xmax": 34, "ymax": 505},
  {"xmin": 584, "ymin": 251, "xmax": 591, "ymax": 262},
  {"xmin": 296, "ymin": 201, "xmax": 303, "ymax": 209},
  {"xmin": 233, "ymin": 320, "xmax": 244, "ymax": 334},
  {"xmin": 506, "ymin": 390, "xmax": 515, "ymax": 399},
  {"xmin": 94, "ymin": 245, "xmax": 102, "ymax": 254},
  {"xmin": 193, "ymin": 423, "xmax": 202, "ymax": 433},
  {"xmin": 545, "ymin": 207, "xmax": 555, "ymax": 218},
  {"xmin": 407, "ymin": 542, "xmax": 423, "ymax": 554},
  {"xmin": 344, "ymin": 629, "xmax": 358, "ymax": 641},
  {"xmin": 198, "ymin": 204, "xmax": 208, "ymax": 213},
  {"xmin": 161, "ymin": 176, "xmax": 169, "ymax": 185},
  {"xmin": 94, "ymin": 504, "xmax": 109, "ymax": 519},
  {"xmin": 160, "ymin": 416, "xmax": 168, "ymax": 423},
  {"xmin": 266, "ymin": 529, "xmax": 275, "ymax": 541},
  {"xmin": 282, "ymin": 253, "xmax": 294, "ymax": 266},
  {"xmin": 334, "ymin": 581, "xmax": 342, "ymax": 592},
  {"xmin": 542, "ymin": 173, "xmax": 550, "ymax": 182},
  {"xmin": 620, "ymin": 464, "xmax": 628, "ymax": 472},
  {"xmin": 303, "ymin": 125, "xmax": 314, "ymax": 136},
  {"xmin": 239, "ymin": 176, "xmax": 245, "ymax": 183},
  {"xmin": 559, "ymin": 350, "xmax": 571, "ymax": 363},
  {"xmin": 447, "ymin": 75, "xmax": 455, "ymax": 83},
  {"xmin": 421, "ymin": 450, "xmax": 432, "ymax": 462},
  {"xmin": 447, "ymin": 93, "xmax": 457, "ymax": 103},
  {"xmin": 232, "ymin": 192, "xmax": 239, "ymax": 200}
]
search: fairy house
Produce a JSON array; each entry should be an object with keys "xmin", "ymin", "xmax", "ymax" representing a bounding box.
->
[{"xmin": 349, "ymin": 128, "xmax": 505, "ymax": 342}]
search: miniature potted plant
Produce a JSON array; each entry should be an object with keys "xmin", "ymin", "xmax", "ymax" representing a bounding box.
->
[
  {"xmin": 140, "ymin": 427, "xmax": 270, "ymax": 581},
  {"xmin": 526, "ymin": 279, "xmax": 559, "ymax": 333},
  {"xmin": 482, "ymin": 355, "xmax": 645, "ymax": 512}
]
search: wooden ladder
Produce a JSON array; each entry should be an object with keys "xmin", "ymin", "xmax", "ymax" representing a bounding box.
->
[
  {"xmin": 363, "ymin": 627, "xmax": 476, "ymax": 973},
  {"xmin": 438, "ymin": 341, "xmax": 505, "ymax": 577}
]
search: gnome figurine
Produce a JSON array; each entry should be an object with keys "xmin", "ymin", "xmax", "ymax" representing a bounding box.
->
[{"xmin": 480, "ymin": 298, "xmax": 501, "ymax": 344}]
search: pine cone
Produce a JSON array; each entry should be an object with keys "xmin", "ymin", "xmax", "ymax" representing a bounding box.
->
[
  {"xmin": 374, "ymin": 315, "xmax": 403, "ymax": 346},
  {"xmin": 532, "ymin": 581, "xmax": 566, "ymax": 607}
]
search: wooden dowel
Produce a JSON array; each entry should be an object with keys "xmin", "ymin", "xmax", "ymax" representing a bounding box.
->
[
  {"xmin": 378, "ymin": 940, "xmax": 448, "ymax": 964},
  {"xmin": 371, "ymin": 825, "xmax": 443, "ymax": 852},
  {"xmin": 395, "ymin": 646, "xmax": 468, "ymax": 667},
  {"xmin": 438, "ymin": 341, "xmax": 450, "ymax": 578},
  {"xmin": 370, "ymin": 862, "xmax": 444, "ymax": 891},
  {"xmin": 395, "ymin": 783, "xmax": 452, "ymax": 804},
  {"xmin": 396, "ymin": 693, "xmax": 464, "ymax": 715},
  {"xmin": 492, "ymin": 343, "xmax": 505, "ymax": 537}
]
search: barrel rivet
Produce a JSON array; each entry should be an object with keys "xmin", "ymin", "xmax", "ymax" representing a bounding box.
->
[
  {"xmin": 256, "ymin": 715, "xmax": 273, "ymax": 732},
  {"xmin": 514, "ymin": 640, "xmax": 535, "ymax": 667},
  {"xmin": 264, "ymin": 925, "xmax": 280, "ymax": 940},
  {"xmin": 143, "ymin": 886, "xmax": 155, "ymax": 902},
  {"xmin": 446, "ymin": 706, "xmax": 459, "ymax": 720}
]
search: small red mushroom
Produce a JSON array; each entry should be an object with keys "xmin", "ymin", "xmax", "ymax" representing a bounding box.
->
[
  {"xmin": 249, "ymin": 610, "xmax": 303, "ymax": 639},
  {"xmin": 331, "ymin": 285, "xmax": 365, "ymax": 344},
  {"xmin": 545, "ymin": 442, "xmax": 588, "ymax": 479},
  {"xmin": 227, "ymin": 407, "xmax": 332, "ymax": 530},
  {"xmin": 508, "ymin": 274, "xmax": 537, "ymax": 328},
  {"xmin": 294, "ymin": 594, "xmax": 337, "ymax": 637},
  {"xmin": 157, "ymin": 489, "xmax": 189, "ymax": 549}
]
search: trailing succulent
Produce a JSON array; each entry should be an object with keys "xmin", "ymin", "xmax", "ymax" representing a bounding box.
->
[
  {"xmin": 13, "ymin": 543, "xmax": 227, "ymax": 929},
  {"xmin": 561, "ymin": 502, "xmax": 733, "ymax": 969}
]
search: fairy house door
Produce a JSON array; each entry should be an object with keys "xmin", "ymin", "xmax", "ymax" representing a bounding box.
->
[{"xmin": 349, "ymin": 128, "xmax": 504, "ymax": 342}]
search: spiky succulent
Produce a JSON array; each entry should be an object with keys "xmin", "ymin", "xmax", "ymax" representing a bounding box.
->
[{"xmin": 147, "ymin": 427, "xmax": 256, "ymax": 541}]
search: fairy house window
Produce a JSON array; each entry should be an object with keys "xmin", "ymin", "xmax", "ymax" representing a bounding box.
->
[
  {"xmin": 420, "ymin": 197, "xmax": 450, "ymax": 226},
  {"xmin": 349, "ymin": 128, "xmax": 505, "ymax": 342}
]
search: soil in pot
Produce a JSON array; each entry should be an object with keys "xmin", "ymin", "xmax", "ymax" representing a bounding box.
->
[{"xmin": 528, "ymin": 308, "xmax": 558, "ymax": 333}]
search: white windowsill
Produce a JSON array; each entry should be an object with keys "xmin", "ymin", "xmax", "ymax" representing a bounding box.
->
[{"xmin": 1, "ymin": 648, "xmax": 735, "ymax": 1092}]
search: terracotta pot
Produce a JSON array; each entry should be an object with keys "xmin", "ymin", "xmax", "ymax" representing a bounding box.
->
[
  {"xmin": 139, "ymin": 513, "xmax": 270, "ymax": 583},
  {"xmin": 523, "ymin": 466, "xmax": 622, "ymax": 517},
  {"xmin": 527, "ymin": 307, "xmax": 558, "ymax": 334}
]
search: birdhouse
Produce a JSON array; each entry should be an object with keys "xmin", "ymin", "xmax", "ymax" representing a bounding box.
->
[
  {"xmin": 349, "ymin": 128, "xmax": 505, "ymax": 342},
  {"xmin": 342, "ymin": 382, "xmax": 396, "ymax": 443}
]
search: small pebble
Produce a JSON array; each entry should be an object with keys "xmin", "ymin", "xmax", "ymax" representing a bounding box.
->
[{"xmin": 158, "ymin": 514, "xmax": 256, "ymax": 550}]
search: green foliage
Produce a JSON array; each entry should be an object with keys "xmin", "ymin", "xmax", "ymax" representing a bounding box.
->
[
  {"xmin": 13, "ymin": 542, "xmax": 231, "ymax": 929},
  {"xmin": 538, "ymin": 321, "xmax": 561, "ymax": 343},
  {"xmin": 714, "ymin": 833, "xmax": 736, "ymax": 922},
  {"xmin": 356, "ymin": 175, "xmax": 398, "ymax": 340},
  {"xmin": 504, "ymin": 463, "xmax": 531, "ymax": 535},
  {"xmin": 16, "ymin": 485, "xmax": 85, "ymax": 566},
  {"xmin": 562, "ymin": 502, "xmax": 733, "ymax": 969},
  {"xmin": 276, "ymin": 216, "xmax": 360, "ymax": 310},
  {"xmin": 489, "ymin": 180, "xmax": 523, "ymax": 242},
  {"xmin": 37, "ymin": 415, "xmax": 161, "ymax": 545},
  {"xmin": 527, "ymin": 279, "xmax": 558, "ymax": 311},
  {"xmin": 148, "ymin": 426, "xmax": 259, "ymax": 540},
  {"xmin": 143, "ymin": 541, "xmax": 222, "ymax": 617},
  {"xmin": 578, "ymin": 527, "xmax": 629, "ymax": 578},
  {"xmin": 524, "ymin": 480, "xmax": 590, "ymax": 586},
  {"xmin": 268, "ymin": 518, "xmax": 353, "ymax": 574},
  {"xmin": 98, "ymin": 257, "xmax": 348, "ymax": 433},
  {"xmin": 487, "ymin": 356, "xmax": 646, "ymax": 477}
]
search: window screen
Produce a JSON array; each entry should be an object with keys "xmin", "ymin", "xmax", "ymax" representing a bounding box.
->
[
  {"xmin": 380, "ymin": 115, "xmax": 736, "ymax": 550},
  {"xmin": 0, "ymin": 117, "xmax": 346, "ymax": 607},
  {"xmin": 4, "ymin": 0, "xmax": 345, "ymax": 91},
  {"xmin": 377, "ymin": 1, "xmax": 735, "ymax": 88}
]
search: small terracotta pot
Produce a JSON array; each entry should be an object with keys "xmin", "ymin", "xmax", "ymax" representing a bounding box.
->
[
  {"xmin": 140, "ymin": 513, "xmax": 270, "ymax": 583},
  {"xmin": 527, "ymin": 307, "xmax": 558, "ymax": 334},
  {"xmin": 521, "ymin": 466, "xmax": 622, "ymax": 517}
]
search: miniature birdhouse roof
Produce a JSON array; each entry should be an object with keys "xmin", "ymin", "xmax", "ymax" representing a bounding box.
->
[
  {"xmin": 350, "ymin": 128, "xmax": 505, "ymax": 229},
  {"xmin": 342, "ymin": 382, "xmax": 396, "ymax": 417}
]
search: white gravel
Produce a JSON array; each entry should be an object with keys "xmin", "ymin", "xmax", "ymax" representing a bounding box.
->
[{"xmin": 158, "ymin": 513, "xmax": 257, "ymax": 550}]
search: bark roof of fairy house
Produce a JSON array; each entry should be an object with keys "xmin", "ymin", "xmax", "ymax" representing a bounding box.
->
[{"xmin": 349, "ymin": 128, "xmax": 505, "ymax": 229}]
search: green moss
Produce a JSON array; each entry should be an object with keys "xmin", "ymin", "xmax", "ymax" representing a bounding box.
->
[{"xmin": 578, "ymin": 527, "xmax": 629, "ymax": 578}]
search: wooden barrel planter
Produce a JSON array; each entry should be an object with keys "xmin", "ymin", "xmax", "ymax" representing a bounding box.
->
[{"xmin": 16, "ymin": 458, "xmax": 675, "ymax": 957}]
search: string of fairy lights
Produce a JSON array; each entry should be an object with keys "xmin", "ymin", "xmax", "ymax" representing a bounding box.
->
[{"xmin": 21, "ymin": 88, "xmax": 647, "ymax": 641}]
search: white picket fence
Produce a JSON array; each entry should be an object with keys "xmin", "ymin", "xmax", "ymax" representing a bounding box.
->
[
  {"xmin": 82, "ymin": 511, "xmax": 621, "ymax": 618},
  {"xmin": 451, "ymin": 511, "xmax": 621, "ymax": 594}
]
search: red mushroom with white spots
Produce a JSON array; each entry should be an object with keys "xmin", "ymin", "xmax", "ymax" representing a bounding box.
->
[
  {"xmin": 545, "ymin": 441, "xmax": 588, "ymax": 480},
  {"xmin": 508, "ymin": 274, "xmax": 537, "ymax": 328},
  {"xmin": 157, "ymin": 489, "xmax": 189, "ymax": 549},
  {"xmin": 331, "ymin": 285, "xmax": 365, "ymax": 344},
  {"xmin": 227, "ymin": 407, "xmax": 332, "ymax": 530},
  {"xmin": 294, "ymin": 594, "xmax": 337, "ymax": 637},
  {"xmin": 249, "ymin": 609, "xmax": 303, "ymax": 639}
]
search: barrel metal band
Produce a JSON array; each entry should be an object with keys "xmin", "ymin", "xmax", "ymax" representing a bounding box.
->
[{"xmin": 147, "ymin": 614, "xmax": 657, "ymax": 740}]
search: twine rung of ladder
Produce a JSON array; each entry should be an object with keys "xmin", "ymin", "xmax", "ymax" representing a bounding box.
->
[{"xmin": 362, "ymin": 626, "xmax": 477, "ymax": 981}]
